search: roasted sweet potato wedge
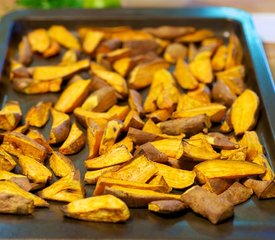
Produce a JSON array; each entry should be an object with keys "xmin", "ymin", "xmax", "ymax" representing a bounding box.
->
[
  {"xmin": 83, "ymin": 30, "xmax": 105, "ymax": 54},
  {"xmin": 38, "ymin": 171, "xmax": 85, "ymax": 202},
  {"xmin": 205, "ymin": 132, "xmax": 239, "ymax": 150},
  {"xmin": 26, "ymin": 129, "xmax": 52, "ymax": 154},
  {"xmin": 87, "ymin": 123, "xmax": 104, "ymax": 158},
  {"xmin": 55, "ymin": 79, "xmax": 91, "ymax": 113},
  {"xmin": 1, "ymin": 132, "xmax": 47, "ymax": 163},
  {"xmin": 127, "ymin": 128, "xmax": 162, "ymax": 145},
  {"xmin": 146, "ymin": 109, "xmax": 172, "ymax": 123},
  {"xmin": 0, "ymin": 170, "xmax": 32, "ymax": 191},
  {"xmin": 123, "ymin": 110, "xmax": 144, "ymax": 131},
  {"xmin": 0, "ymin": 180, "xmax": 48, "ymax": 207},
  {"xmin": 243, "ymin": 179, "xmax": 275, "ymax": 199},
  {"xmin": 202, "ymin": 178, "xmax": 234, "ymax": 195},
  {"xmin": 49, "ymin": 108, "xmax": 70, "ymax": 144},
  {"xmin": 148, "ymin": 175, "xmax": 172, "ymax": 193},
  {"xmin": 110, "ymin": 136, "xmax": 134, "ymax": 153},
  {"xmin": 176, "ymin": 29, "xmax": 214, "ymax": 43},
  {"xmin": 128, "ymin": 89, "xmax": 144, "ymax": 115},
  {"xmin": 220, "ymin": 146, "xmax": 247, "ymax": 161},
  {"xmin": 28, "ymin": 28, "xmax": 50, "ymax": 53},
  {"xmin": 151, "ymin": 139, "xmax": 184, "ymax": 159},
  {"xmin": 96, "ymin": 39, "xmax": 122, "ymax": 55},
  {"xmin": 0, "ymin": 193, "xmax": 34, "ymax": 215},
  {"xmin": 143, "ymin": 26, "xmax": 195, "ymax": 39},
  {"xmin": 212, "ymin": 45, "xmax": 228, "ymax": 71},
  {"xmin": 155, "ymin": 163, "xmax": 195, "ymax": 189},
  {"xmin": 61, "ymin": 195, "xmax": 130, "ymax": 222},
  {"xmin": 225, "ymin": 33, "xmax": 243, "ymax": 69},
  {"xmin": 231, "ymin": 89, "xmax": 259, "ymax": 135},
  {"xmin": 107, "ymin": 105, "xmax": 130, "ymax": 121},
  {"xmin": 212, "ymin": 80, "xmax": 237, "ymax": 107},
  {"xmin": 85, "ymin": 145, "xmax": 132, "ymax": 170},
  {"xmin": 59, "ymin": 122, "xmax": 85, "ymax": 155},
  {"xmin": 148, "ymin": 200, "xmax": 187, "ymax": 214},
  {"xmin": 142, "ymin": 119, "xmax": 162, "ymax": 135},
  {"xmin": 187, "ymin": 83, "xmax": 211, "ymax": 103},
  {"xmin": 81, "ymin": 86, "xmax": 117, "ymax": 112},
  {"xmin": 164, "ymin": 43, "xmax": 187, "ymax": 63},
  {"xmin": 98, "ymin": 48, "xmax": 131, "ymax": 64},
  {"xmin": 43, "ymin": 39, "xmax": 60, "ymax": 58},
  {"xmin": 59, "ymin": 49, "xmax": 78, "ymax": 66},
  {"xmin": 18, "ymin": 36, "xmax": 32, "ymax": 65},
  {"xmin": 0, "ymin": 101, "xmax": 22, "ymax": 131},
  {"xmin": 49, "ymin": 151, "xmax": 75, "ymax": 178},
  {"xmin": 0, "ymin": 147, "xmax": 16, "ymax": 171},
  {"xmin": 48, "ymin": 25, "xmax": 80, "ymax": 50},
  {"xmin": 181, "ymin": 185, "xmax": 234, "ymax": 224},
  {"xmin": 25, "ymin": 102, "xmax": 52, "ymax": 127},
  {"xmin": 194, "ymin": 160, "xmax": 266, "ymax": 184}
]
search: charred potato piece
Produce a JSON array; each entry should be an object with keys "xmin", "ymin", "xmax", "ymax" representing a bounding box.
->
[
  {"xmin": 0, "ymin": 101, "xmax": 22, "ymax": 131},
  {"xmin": 25, "ymin": 102, "xmax": 52, "ymax": 127}
]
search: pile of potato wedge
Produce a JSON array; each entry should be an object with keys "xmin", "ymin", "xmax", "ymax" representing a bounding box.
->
[{"xmin": 0, "ymin": 24, "xmax": 274, "ymax": 225}]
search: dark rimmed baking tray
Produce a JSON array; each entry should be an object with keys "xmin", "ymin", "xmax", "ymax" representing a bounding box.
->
[{"xmin": 0, "ymin": 7, "xmax": 275, "ymax": 239}]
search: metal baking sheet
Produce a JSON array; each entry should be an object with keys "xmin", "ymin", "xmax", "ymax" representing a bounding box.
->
[{"xmin": 0, "ymin": 7, "xmax": 275, "ymax": 239}]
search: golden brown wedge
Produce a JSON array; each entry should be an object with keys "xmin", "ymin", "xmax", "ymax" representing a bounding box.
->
[
  {"xmin": 96, "ymin": 39, "xmax": 122, "ymax": 55},
  {"xmin": 110, "ymin": 136, "xmax": 134, "ymax": 153},
  {"xmin": 59, "ymin": 123, "xmax": 85, "ymax": 155},
  {"xmin": 59, "ymin": 49, "xmax": 78, "ymax": 66},
  {"xmin": 18, "ymin": 155, "xmax": 52, "ymax": 188},
  {"xmin": 143, "ymin": 26, "xmax": 195, "ymax": 39},
  {"xmin": 49, "ymin": 108, "xmax": 71, "ymax": 144},
  {"xmin": 55, "ymin": 79, "xmax": 91, "ymax": 113},
  {"xmin": 99, "ymin": 120, "xmax": 124, "ymax": 155},
  {"xmin": 25, "ymin": 102, "xmax": 52, "ymax": 127},
  {"xmin": 85, "ymin": 145, "xmax": 132, "ymax": 170},
  {"xmin": 104, "ymin": 186, "xmax": 181, "ymax": 208},
  {"xmin": 0, "ymin": 180, "xmax": 48, "ymax": 207},
  {"xmin": 33, "ymin": 59, "xmax": 89, "ymax": 81},
  {"xmin": 225, "ymin": 33, "xmax": 243, "ymax": 69},
  {"xmin": 81, "ymin": 86, "xmax": 117, "ymax": 112},
  {"xmin": 49, "ymin": 151, "xmax": 75, "ymax": 178},
  {"xmin": 128, "ymin": 89, "xmax": 144, "ymax": 115},
  {"xmin": 155, "ymin": 163, "xmax": 196, "ymax": 189},
  {"xmin": 164, "ymin": 43, "xmax": 187, "ymax": 63},
  {"xmin": 99, "ymin": 48, "xmax": 131, "ymax": 63},
  {"xmin": 1, "ymin": 132, "xmax": 47, "ymax": 163},
  {"xmin": 103, "ymin": 154, "xmax": 157, "ymax": 183},
  {"xmin": 61, "ymin": 195, "xmax": 130, "ymax": 223},
  {"xmin": 83, "ymin": 30, "xmax": 105, "ymax": 55},
  {"xmin": 107, "ymin": 105, "xmax": 130, "ymax": 121},
  {"xmin": 0, "ymin": 147, "xmax": 16, "ymax": 171},
  {"xmin": 123, "ymin": 40, "xmax": 158, "ymax": 56},
  {"xmin": 38, "ymin": 171, "xmax": 85, "ymax": 203},
  {"xmin": 194, "ymin": 160, "xmax": 266, "ymax": 184},
  {"xmin": 243, "ymin": 178, "xmax": 275, "ymax": 199},
  {"xmin": 151, "ymin": 139, "xmax": 184, "ymax": 159},
  {"xmin": 123, "ymin": 110, "xmax": 144, "ymax": 131},
  {"xmin": 187, "ymin": 83, "xmax": 211, "ymax": 103},
  {"xmin": 181, "ymin": 185, "xmax": 234, "ymax": 224},
  {"xmin": 48, "ymin": 25, "xmax": 80, "ymax": 50},
  {"xmin": 28, "ymin": 28, "xmax": 50, "ymax": 53},
  {"xmin": 148, "ymin": 200, "xmax": 187, "ymax": 214},
  {"xmin": 87, "ymin": 123, "xmax": 104, "ymax": 158},
  {"xmin": 211, "ymin": 45, "xmax": 228, "ymax": 71},
  {"xmin": 176, "ymin": 29, "xmax": 214, "ymax": 42},
  {"xmin": 143, "ymin": 119, "xmax": 162, "ymax": 135},
  {"xmin": 0, "ymin": 101, "xmax": 22, "ymax": 131},
  {"xmin": 231, "ymin": 89, "xmax": 259, "ymax": 135},
  {"xmin": 43, "ymin": 39, "xmax": 60, "ymax": 58},
  {"xmin": 202, "ymin": 178, "xmax": 234, "ymax": 195}
]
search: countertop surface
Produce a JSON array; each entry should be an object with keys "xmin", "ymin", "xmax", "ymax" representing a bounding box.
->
[{"xmin": 1, "ymin": 0, "xmax": 275, "ymax": 81}]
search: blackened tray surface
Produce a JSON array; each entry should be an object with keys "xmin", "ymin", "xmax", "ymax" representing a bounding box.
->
[{"xmin": 0, "ymin": 8, "xmax": 275, "ymax": 239}]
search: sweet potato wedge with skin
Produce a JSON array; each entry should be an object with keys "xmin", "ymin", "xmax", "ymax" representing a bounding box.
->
[
  {"xmin": 174, "ymin": 58, "xmax": 199, "ymax": 90},
  {"xmin": 202, "ymin": 178, "xmax": 234, "ymax": 195},
  {"xmin": 81, "ymin": 86, "xmax": 117, "ymax": 112},
  {"xmin": 49, "ymin": 108, "xmax": 70, "ymax": 145},
  {"xmin": 0, "ymin": 170, "xmax": 32, "ymax": 191},
  {"xmin": 38, "ymin": 171, "xmax": 85, "ymax": 203},
  {"xmin": 84, "ymin": 165, "xmax": 122, "ymax": 184},
  {"xmin": 26, "ymin": 129, "xmax": 52, "ymax": 154},
  {"xmin": 212, "ymin": 80, "xmax": 237, "ymax": 107},
  {"xmin": 59, "ymin": 122, "xmax": 85, "ymax": 155},
  {"xmin": 33, "ymin": 59, "xmax": 89, "ymax": 81},
  {"xmin": 103, "ymin": 154, "xmax": 157, "ymax": 183},
  {"xmin": 155, "ymin": 163, "xmax": 195, "ymax": 189},
  {"xmin": 225, "ymin": 33, "xmax": 243, "ymax": 69},
  {"xmin": 250, "ymin": 154, "xmax": 274, "ymax": 181},
  {"xmin": 49, "ymin": 151, "xmax": 75, "ymax": 178},
  {"xmin": 189, "ymin": 51, "xmax": 213, "ymax": 84},
  {"xmin": 181, "ymin": 185, "xmax": 234, "ymax": 224},
  {"xmin": 123, "ymin": 40, "xmax": 158, "ymax": 57},
  {"xmin": 108, "ymin": 29, "xmax": 153, "ymax": 41},
  {"xmin": 83, "ymin": 30, "xmax": 105, "ymax": 54},
  {"xmin": 143, "ymin": 26, "xmax": 195, "ymax": 39},
  {"xmin": 99, "ymin": 48, "xmax": 131, "ymax": 63},
  {"xmin": 220, "ymin": 146, "xmax": 247, "ymax": 161},
  {"xmin": 187, "ymin": 83, "xmax": 211, "ymax": 104},
  {"xmin": 55, "ymin": 79, "xmax": 91, "ymax": 113},
  {"xmin": 182, "ymin": 133, "xmax": 221, "ymax": 161},
  {"xmin": 0, "ymin": 101, "xmax": 22, "ymax": 131},
  {"xmin": 43, "ymin": 39, "xmax": 60, "ymax": 58},
  {"xmin": 110, "ymin": 136, "xmax": 134, "ymax": 153},
  {"xmin": 176, "ymin": 29, "xmax": 214, "ymax": 43},
  {"xmin": 127, "ymin": 128, "xmax": 162, "ymax": 145},
  {"xmin": 85, "ymin": 146, "xmax": 132, "ymax": 170},
  {"xmin": 0, "ymin": 193, "xmax": 34, "ymax": 215},
  {"xmin": 219, "ymin": 182, "xmax": 253, "ymax": 205},
  {"xmin": 158, "ymin": 114, "xmax": 211, "ymax": 136},
  {"xmin": 243, "ymin": 179, "xmax": 275, "ymax": 199},
  {"xmin": 104, "ymin": 186, "xmax": 181, "ymax": 208},
  {"xmin": 128, "ymin": 59, "xmax": 170, "ymax": 90},
  {"xmin": 142, "ymin": 119, "xmax": 162, "ymax": 135},
  {"xmin": 173, "ymin": 103, "xmax": 226, "ymax": 123},
  {"xmin": 12, "ymin": 77, "xmax": 62, "ymax": 94},
  {"xmin": 231, "ymin": 89, "xmax": 259, "ymax": 136},
  {"xmin": 94, "ymin": 177, "xmax": 170, "ymax": 196},
  {"xmin": 1, "ymin": 132, "xmax": 47, "ymax": 163},
  {"xmin": 176, "ymin": 94, "xmax": 208, "ymax": 113},
  {"xmin": 212, "ymin": 45, "xmax": 228, "ymax": 71},
  {"xmin": 18, "ymin": 155, "xmax": 52, "ymax": 187},
  {"xmin": 164, "ymin": 43, "xmax": 187, "ymax": 63},
  {"xmin": 134, "ymin": 142, "xmax": 168, "ymax": 163},
  {"xmin": 87, "ymin": 124, "xmax": 104, "ymax": 158},
  {"xmin": 61, "ymin": 195, "xmax": 130, "ymax": 223},
  {"xmin": 96, "ymin": 39, "xmax": 122, "ymax": 55},
  {"xmin": 148, "ymin": 200, "xmax": 187, "ymax": 214},
  {"xmin": 25, "ymin": 102, "xmax": 52, "ymax": 127},
  {"xmin": 28, "ymin": 28, "xmax": 50, "ymax": 53},
  {"xmin": 0, "ymin": 147, "xmax": 16, "ymax": 171},
  {"xmin": 59, "ymin": 49, "xmax": 78, "ymax": 66},
  {"xmin": 48, "ymin": 25, "xmax": 80, "ymax": 50},
  {"xmin": 128, "ymin": 89, "xmax": 144, "ymax": 115},
  {"xmin": 205, "ymin": 132, "xmax": 239, "ymax": 150},
  {"xmin": 99, "ymin": 120, "xmax": 124, "ymax": 155},
  {"xmin": 151, "ymin": 139, "xmax": 184, "ymax": 160},
  {"xmin": 107, "ymin": 105, "xmax": 130, "ymax": 121},
  {"xmin": 146, "ymin": 109, "xmax": 172, "ymax": 123},
  {"xmin": 91, "ymin": 68, "xmax": 128, "ymax": 97},
  {"xmin": 18, "ymin": 36, "xmax": 32, "ymax": 65},
  {"xmin": 123, "ymin": 110, "xmax": 144, "ymax": 131},
  {"xmin": 0, "ymin": 180, "xmax": 49, "ymax": 207},
  {"xmin": 194, "ymin": 160, "xmax": 266, "ymax": 184},
  {"xmin": 148, "ymin": 175, "xmax": 172, "ymax": 193}
]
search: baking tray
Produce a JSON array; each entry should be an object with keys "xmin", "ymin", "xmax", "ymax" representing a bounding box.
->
[{"xmin": 0, "ymin": 7, "xmax": 275, "ymax": 239}]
